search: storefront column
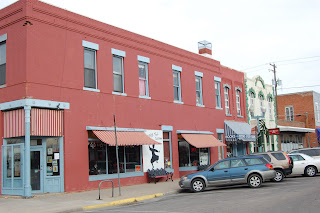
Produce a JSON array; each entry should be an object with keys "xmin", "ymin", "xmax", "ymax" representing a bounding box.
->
[{"xmin": 23, "ymin": 105, "xmax": 32, "ymax": 198}]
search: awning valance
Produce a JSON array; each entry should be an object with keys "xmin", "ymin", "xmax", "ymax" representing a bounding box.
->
[
  {"xmin": 92, "ymin": 130, "xmax": 160, "ymax": 146},
  {"xmin": 224, "ymin": 121, "xmax": 256, "ymax": 142},
  {"xmin": 181, "ymin": 133, "xmax": 226, "ymax": 148},
  {"xmin": 278, "ymin": 126, "xmax": 315, "ymax": 133}
]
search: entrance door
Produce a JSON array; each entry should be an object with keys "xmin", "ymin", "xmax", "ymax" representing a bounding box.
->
[{"xmin": 30, "ymin": 148, "xmax": 43, "ymax": 193}]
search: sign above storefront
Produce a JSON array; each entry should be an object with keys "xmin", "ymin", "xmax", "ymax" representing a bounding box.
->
[{"xmin": 269, "ymin": 128, "xmax": 280, "ymax": 135}]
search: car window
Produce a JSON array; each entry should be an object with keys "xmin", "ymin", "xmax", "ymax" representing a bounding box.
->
[
  {"xmin": 214, "ymin": 161, "xmax": 230, "ymax": 170},
  {"xmin": 271, "ymin": 152, "xmax": 286, "ymax": 160},
  {"xmin": 260, "ymin": 154, "xmax": 271, "ymax": 162},
  {"xmin": 244, "ymin": 158, "xmax": 266, "ymax": 165},
  {"xmin": 290, "ymin": 155, "xmax": 305, "ymax": 161},
  {"xmin": 230, "ymin": 159, "xmax": 246, "ymax": 168},
  {"xmin": 300, "ymin": 149, "xmax": 316, "ymax": 156}
]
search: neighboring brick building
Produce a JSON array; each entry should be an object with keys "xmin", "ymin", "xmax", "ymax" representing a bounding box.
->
[
  {"xmin": 277, "ymin": 91, "xmax": 319, "ymax": 152},
  {"xmin": 0, "ymin": 0, "xmax": 253, "ymax": 197}
]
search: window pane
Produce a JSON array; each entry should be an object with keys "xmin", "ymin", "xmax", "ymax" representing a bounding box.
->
[
  {"xmin": 107, "ymin": 146, "xmax": 125, "ymax": 174},
  {"xmin": 179, "ymin": 141, "xmax": 190, "ymax": 167},
  {"xmin": 163, "ymin": 141, "xmax": 171, "ymax": 168},
  {"xmin": 0, "ymin": 42, "xmax": 6, "ymax": 64},
  {"xmin": 139, "ymin": 63, "xmax": 146, "ymax": 79},
  {"xmin": 173, "ymin": 72, "xmax": 179, "ymax": 86},
  {"xmin": 84, "ymin": 68, "xmax": 96, "ymax": 88},
  {"xmin": 46, "ymin": 138, "xmax": 60, "ymax": 176},
  {"xmin": 199, "ymin": 148, "xmax": 209, "ymax": 165},
  {"xmin": 195, "ymin": 78, "xmax": 200, "ymax": 91},
  {"xmin": 196, "ymin": 91, "xmax": 201, "ymax": 104},
  {"xmin": 174, "ymin": 87, "xmax": 179, "ymax": 101},
  {"xmin": 125, "ymin": 146, "xmax": 141, "ymax": 172},
  {"xmin": 113, "ymin": 74, "xmax": 123, "ymax": 92},
  {"xmin": 190, "ymin": 145, "xmax": 199, "ymax": 166},
  {"xmin": 84, "ymin": 49, "xmax": 95, "ymax": 69},
  {"xmin": 231, "ymin": 159, "xmax": 246, "ymax": 168},
  {"xmin": 0, "ymin": 64, "xmax": 6, "ymax": 85},
  {"xmin": 163, "ymin": 132, "xmax": 169, "ymax": 139},
  {"xmin": 88, "ymin": 142, "xmax": 107, "ymax": 175},
  {"xmin": 113, "ymin": 56, "xmax": 122, "ymax": 74},
  {"xmin": 139, "ymin": 79, "xmax": 146, "ymax": 96},
  {"xmin": 214, "ymin": 161, "xmax": 230, "ymax": 170}
]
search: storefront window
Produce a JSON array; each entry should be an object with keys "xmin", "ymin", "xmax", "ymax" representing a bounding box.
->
[
  {"xmin": 163, "ymin": 132, "xmax": 172, "ymax": 168},
  {"xmin": 88, "ymin": 141, "xmax": 142, "ymax": 175},
  {"xmin": 46, "ymin": 138, "xmax": 60, "ymax": 176},
  {"xmin": 178, "ymin": 140, "xmax": 209, "ymax": 167},
  {"xmin": 88, "ymin": 141, "xmax": 107, "ymax": 175}
]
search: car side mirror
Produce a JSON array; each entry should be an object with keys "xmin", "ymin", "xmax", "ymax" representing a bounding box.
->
[{"xmin": 210, "ymin": 167, "xmax": 214, "ymax": 171}]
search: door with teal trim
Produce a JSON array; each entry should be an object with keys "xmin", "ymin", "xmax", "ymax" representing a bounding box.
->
[
  {"xmin": 30, "ymin": 147, "xmax": 44, "ymax": 193},
  {"xmin": 1, "ymin": 143, "xmax": 24, "ymax": 195}
]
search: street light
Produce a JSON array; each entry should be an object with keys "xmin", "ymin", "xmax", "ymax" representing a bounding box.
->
[{"xmin": 249, "ymin": 105, "xmax": 266, "ymax": 152}]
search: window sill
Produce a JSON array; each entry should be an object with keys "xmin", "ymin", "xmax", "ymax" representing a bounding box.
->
[
  {"xmin": 89, "ymin": 171, "xmax": 144, "ymax": 181},
  {"xmin": 237, "ymin": 115, "xmax": 244, "ymax": 118},
  {"xmin": 179, "ymin": 166, "xmax": 198, "ymax": 172},
  {"xmin": 0, "ymin": 84, "xmax": 7, "ymax": 89},
  {"xmin": 196, "ymin": 104, "xmax": 205, "ymax": 107},
  {"xmin": 139, "ymin": 96, "xmax": 151, "ymax": 100},
  {"xmin": 83, "ymin": 87, "xmax": 100, "ymax": 92},
  {"xmin": 216, "ymin": 107, "xmax": 223, "ymax": 110},
  {"xmin": 174, "ymin": 100, "xmax": 184, "ymax": 104},
  {"xmin": 112, "ymin": 92, "xmax": 127, "ymax": 96},
  {"xmin": 226, "ymin": 114, "xmax": 232, "ymax": 117}
]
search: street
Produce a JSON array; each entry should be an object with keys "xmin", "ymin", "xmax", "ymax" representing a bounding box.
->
[{"xmin": 82, "ymin": 175, "xmax": 320, "ymax": 213}]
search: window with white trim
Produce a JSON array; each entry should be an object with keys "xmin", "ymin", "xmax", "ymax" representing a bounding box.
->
[
  {"xmin": 236, "ymin": 90, "xmax": 241, "ymax": 116},
  {"xmin": 249, "ymin": 92, "xmax": 255, "ymax": 109},
  {"xmin": 113, "ymin": 56, "xmax": 124, "ymax": 93},
  {"xmin": 84, "ymin": 48, "xmax": 96, "ymax": 89},
  {"xmin": 195, "ymin": 76, "xmax": 203, "ymax": 105},
  {"xmin": 217, "ymin": 133, "xmax": 224, "ymax": 160},
  {"xmin": 139, "ymin": 62, "xmax": 148, "ymax": 97},
  {"xmin": 215, "ymin": 81, "xmax": 221, "ymax": 108},
  {"xmin": 285, "ymin": 106, "xmax": 294, "ymax": 121},
  {"xmin": 224, "ymin": 87, "xmax": 230, "ymax": 115},
  {"xmin": 268, "ymin": 97, "xmax": 273, "ymax": 120},
  {"xmin": 0, "ymin": 38, "xmax": 6, "ymax": 86},
  {"xmin": 173, "ymin": 70, "xmax": 181, "ymax": 102},
  {"xmin": 259, "ymin": 95, "xmax": 264, "ymax": 115},
  {"xmin": 315, "ymin": 102, "xmax": 319, "ymax": 122}
]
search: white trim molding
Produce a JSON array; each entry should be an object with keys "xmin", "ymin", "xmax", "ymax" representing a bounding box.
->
[
  {"xmin": 137, "ymin": 55, "xmax": 150, "ymax": 63},
  {"xmin": 0, "ymin": 99, "xmax": 70, "ymax": 111},
  {"xmin": 172, "ymin": 64, "xmax": 182, "ymax": 72},
  {"xmin": 82, "ymin": 40, "xmax": 99, "ymax": 50},
  {"xmin": 112, "ymin": 48, "xmax": 126, "ymax": 57}
]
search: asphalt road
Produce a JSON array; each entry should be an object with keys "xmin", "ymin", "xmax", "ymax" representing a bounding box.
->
[{"xmin": 82, "ymin": 175, "xmax": 320, "ymax": 213}]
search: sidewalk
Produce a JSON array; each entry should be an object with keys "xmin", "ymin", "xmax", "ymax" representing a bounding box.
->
[{"xmin": 0, "ymin": 180, "xmax": 180, "ymax": 213}]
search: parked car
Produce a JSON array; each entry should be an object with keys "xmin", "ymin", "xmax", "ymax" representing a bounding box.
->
[
  {"xmin": 249, "ymin": 151, "xmax": 293, "ymax": 182},
  {"xmin": 289, "ymin": 148, "xmax": 320, "ymax": 159},
  {"xmin": 288, "ymin": 153, "xmax": 320, "ymax": 177},
  {"xmin": 179, "ymin": 156, "xmax": 276, "ymax": 192}
]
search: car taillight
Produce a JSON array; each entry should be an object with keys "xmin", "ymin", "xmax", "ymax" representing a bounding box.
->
[
  {"xmin": 284, "ymin": 153, "xmax": 292, "ymax": 165},
  {"xmin": 265, "ymin": 163, "xmax": 273, "ymax": 170}
]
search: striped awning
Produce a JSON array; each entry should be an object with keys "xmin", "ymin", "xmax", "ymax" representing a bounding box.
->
[
  {"xmin": 181, "ymin": 133, "xmax": 226, "ymax": 148},
  {"xmin": 92, "ymin": 130, "xmax": 160, "ymax": 146},
  {"xmin": 224, "ymin": 121, "xmax": 256, "ymax": 142}
]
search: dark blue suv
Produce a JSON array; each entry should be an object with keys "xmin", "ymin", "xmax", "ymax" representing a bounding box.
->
[{"xmin": 179, "ymin": 156, "xmax": 276, "ymax": 192}]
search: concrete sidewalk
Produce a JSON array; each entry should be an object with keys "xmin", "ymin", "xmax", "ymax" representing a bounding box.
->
[{"xmin": 0, "ymin": 180, "xmax": 180, "ymax": 213}]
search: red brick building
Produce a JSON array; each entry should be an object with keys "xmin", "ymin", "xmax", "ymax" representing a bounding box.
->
[
  {"xmin": 0, "ymin": 0, "xmax": 253, "ymax": 197},
  {"xmin": 277, "ymin": 91, "xmax": 319, "ymax": 152}
]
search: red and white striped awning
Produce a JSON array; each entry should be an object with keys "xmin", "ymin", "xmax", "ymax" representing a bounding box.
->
[
  {"xmin": 181, "ymin": 133, "xmax": 226, "ymax": 148},
  {"xmin": 93, "ymin": 130, "xmax": 160, "ymax": 146},
  {"xmin": 3, "ymin": 108, "xmax": 63, "ymax": 138}
]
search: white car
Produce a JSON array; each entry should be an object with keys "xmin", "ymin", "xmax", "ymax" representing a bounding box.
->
[{"xmin": 288, "ymin": 153, "xmax": 320, "ymax": 177}]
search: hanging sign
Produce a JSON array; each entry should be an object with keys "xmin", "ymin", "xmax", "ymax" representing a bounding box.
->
[{"xmin": 269, "ymin": 128, "xmax": 280, "ymax": 135}]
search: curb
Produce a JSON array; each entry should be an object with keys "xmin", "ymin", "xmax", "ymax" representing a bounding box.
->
[{"xmin": 82, "ymin": 193, "xmax": 164, "ymax": 211}]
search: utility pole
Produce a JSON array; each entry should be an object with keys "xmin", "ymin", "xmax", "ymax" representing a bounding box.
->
[{"xmin": 270, "ymin": 63, "xmax": 278, "ymax": 118}]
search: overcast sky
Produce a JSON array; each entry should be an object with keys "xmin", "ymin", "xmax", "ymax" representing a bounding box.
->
[{"xmin": 1, "ymin": 0, "xmax": 319, "ymax": 95}]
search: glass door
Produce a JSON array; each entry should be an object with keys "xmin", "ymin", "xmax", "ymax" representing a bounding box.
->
[{"xmin": 30, "ymin": 148, "xmax": 43, "ymax": 193}]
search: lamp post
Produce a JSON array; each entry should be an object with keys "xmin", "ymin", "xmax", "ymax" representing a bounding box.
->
[{"xmin": 249, "ymin": 105, "xmax": 266, "ymax": 152}]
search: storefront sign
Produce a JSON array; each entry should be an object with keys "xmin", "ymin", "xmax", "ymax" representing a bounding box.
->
[
  {"xmin": 269, "ymin": 128, "xmax": 280, "ymax": 135},
  {"xmin": 142, "ymin": 130, "xmax": 164, "ymax": 172}
]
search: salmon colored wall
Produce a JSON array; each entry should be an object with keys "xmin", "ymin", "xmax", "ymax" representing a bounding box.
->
[{"xmin": 0, "ymin": 0, "xmax": 248, "ymax": 192}]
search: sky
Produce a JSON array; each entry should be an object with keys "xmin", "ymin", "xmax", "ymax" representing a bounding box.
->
[{"xmin": 1, "ymin": 0, "xmax": 319, "ymax": 95}]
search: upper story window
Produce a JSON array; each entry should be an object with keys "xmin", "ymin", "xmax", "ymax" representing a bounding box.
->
[
  {"xmin": 285, "ymin": 106, "xmax": 294, "ymax": 121},
  {"xmin": 138, "ymin": 56, "xmax": 150, "ymax": 98},
  {"xmin": 249, "ymin": 92, "xmax": 255, "ymax": 109},
  {"xmin": 236, "ymin": 89, "xmax": 241, "ymax": 116},
  {"xmin": 268, "ymin": 97, "xmax": 273, "ymax": 120},
  {"xmin": 214, "ymin": 77, "xmax": 221, "ymax": 109},
  {"xmin": 112, "ymin": 48, "xmax": 126, "ymax": 94},
  {"xmin": 82, "ymin": 40, "xmax": 99, "ymax": 91},
  {"xmin": 172, "ymin": 65, "xmax": 182, "ymax": 103},
  {"xmin": 315, "ymin": 102, "xmax": 319, "ymax": 122},
  {"xmin": 258, "ymin": 94, "xmax": 264, "ymax": 115},
  {"xmin": 195, "ymin": 71, "xmax": 203, "ymax": 106},
  {"xmin": 224, "ymin": 85, "xmax": 231, "ymax": 115},
  {"xmin": 0, "ymin": 34, "xmax": 6, "ymax": 86}
]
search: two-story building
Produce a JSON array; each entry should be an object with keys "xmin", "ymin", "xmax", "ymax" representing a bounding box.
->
[{"xmin": 0, "ymin": 0, "xmax": 253, "ymax": 197}]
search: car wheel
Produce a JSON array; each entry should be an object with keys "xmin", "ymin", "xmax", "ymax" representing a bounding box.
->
[
  {"xmin": 191, "ymin": 178, "xmax": 205, "ymax": 192},
  {"xmin": 248, "ymin": 174, "xmax": 262, "ymax": 188},
  {"xmin": 305, "ymin": 166, "xmax": 316, "ymax": 177},
  {"xmin": 273, "ymin": 170, "xmax": 284, "ymax": 182}
]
